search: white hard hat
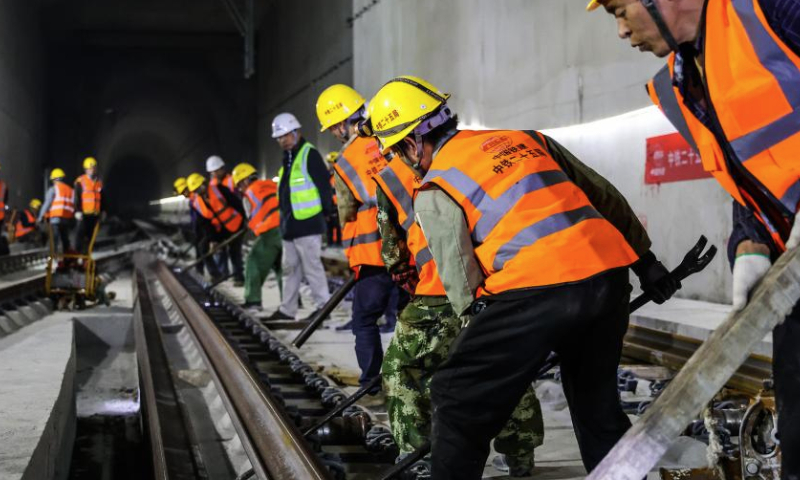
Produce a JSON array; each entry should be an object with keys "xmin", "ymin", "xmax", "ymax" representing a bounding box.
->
[
  {"xmin": 272, "ymin": 113, "xmax": 302, "ymax": 139},
  {"xmin": 206, "ymin": 155, "xmax": 225, "ymax": 172}
]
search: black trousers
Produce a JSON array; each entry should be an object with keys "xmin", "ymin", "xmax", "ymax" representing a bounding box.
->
[
  {"xmin": 74, "ymin": 214, "xmax": 100, "ymax": 253},
  {"xmin": 430, "ymin": 269, "xmax": 631, "ymax": 479},
  {"xmin": 775, "ymin": 306, "xmax": 800, "ymax": 479},
  {"xmin": 51, "ymin": 222, "xmax": 73, "ymax": 253}
]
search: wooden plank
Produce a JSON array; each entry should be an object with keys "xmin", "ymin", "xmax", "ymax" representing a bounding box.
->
[{"xmin": 588, "ymin": 247, "xmax": 800, "ymax": 480}]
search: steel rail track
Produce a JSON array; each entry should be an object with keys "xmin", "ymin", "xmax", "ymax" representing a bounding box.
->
[
  {"xmin": 623, "ymin": 324, "xmax": 773, "ymax": 395},
  {"xmin": 152, "ymin": 261, "xmax": 399, "ymax": 480},
  {"xmin": 156, "ymin": 262, "xmax": 335, "ymax": 480}
]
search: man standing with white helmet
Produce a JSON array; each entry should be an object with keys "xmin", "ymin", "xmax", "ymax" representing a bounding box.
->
[
  {"xmin": 206, "ymin": 155, "xmax": 236, "ymax": 194},
  {"xmin": 267, "ymin": 113, "xmax": 334, "ymax": 320}
]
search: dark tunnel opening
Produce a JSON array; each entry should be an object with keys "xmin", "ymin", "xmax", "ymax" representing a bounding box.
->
[{"xmin": 103, "ymin": 155, "xmax": 161, "ymax": 217}]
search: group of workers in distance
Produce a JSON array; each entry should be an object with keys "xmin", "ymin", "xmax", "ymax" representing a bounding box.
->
[
  {"xmin": 0, "ymin": 156, "xmax": 103, "ymax": 255},
  {"xmin": 174, "ymin": 0, "xmax": 800, "ymax": 475}
]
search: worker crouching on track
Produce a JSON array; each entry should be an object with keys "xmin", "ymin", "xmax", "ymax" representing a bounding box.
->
[
  {"xmin": 39, "ymin": 168, "xmax": 75, "ymax": 253},
  {"xmin": 14, "ymin": 199, "xmax": 42, "ymax": 245},
  {"xmin": 232, "ymin": 163, "xmax": 283, "ymax": 312},
  {"xmin": 316, "ymin": 84, "xmax": 406, "ymax": 394},
  {"xmin": 267, "ymin": 113, "xmax": 333, "ymax": 321},
  {"xmin": 365, "ymin": 76, "xmax": 679, "ymax": 478},
  {"xmin": 590, "ymin": 0, "xmax": 800, "ymax": 474},
  {"xmin": 73, "ymin": 156, "xmax": 103, "ymax": 253},
  {"xmin": 364, "ymin": 77, "xmax": 543, "ymax": 476},
  {"xmin": 186, "ymin": 172, "xmax": 246, "ymax": 285}
]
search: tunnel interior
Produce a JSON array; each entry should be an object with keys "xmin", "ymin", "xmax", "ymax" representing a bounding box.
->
[{"xmin": 37, "ymin": 0, "xmax": 264, "ymax": 216}]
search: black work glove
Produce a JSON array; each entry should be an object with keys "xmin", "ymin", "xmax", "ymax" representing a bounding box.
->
[
  {"xmin": 391, "ymin": 267, "xmax": 419, "ymax": 295},
  {"xmin": 631, "ymin": 251, "xmax": 680, "ymax": 304}
]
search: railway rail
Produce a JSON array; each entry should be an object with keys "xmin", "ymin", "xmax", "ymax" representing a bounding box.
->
[
  {"xmin": 135, "ymin": 258, "xmax": 399, "ymax": 480},
  {"xmin": 142, "ymin": 243, "xmax": 779, "ymax": 480}
]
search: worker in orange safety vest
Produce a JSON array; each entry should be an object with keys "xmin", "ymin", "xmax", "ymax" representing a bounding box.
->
[{"xmin": 590, "ymin": 0, "xmax": 800, "ymax": 474}]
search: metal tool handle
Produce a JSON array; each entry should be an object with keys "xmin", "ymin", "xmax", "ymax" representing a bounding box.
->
[
  {"xmin": 629, "ymin": 235, "xmax": 717, "ymax": 312},
  {"xmin": 302, "ymin": 374, "xmax": 382, "ymax": 437},
  {"xmin": 292, "ymin": 275, "xmax": 357, "ymax": 348},
  {"xmin": 182, "ymin": 229, "xmax": 245, "ymax": 271}
]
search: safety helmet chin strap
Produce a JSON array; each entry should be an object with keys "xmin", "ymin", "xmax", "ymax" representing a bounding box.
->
[
  {"xmin": 411, "ymin": 105, "xmax": 454, "ymax": 168},
  {"xmin": 641, "ymin": 0, "xmax": 681, "ymax": 52}
]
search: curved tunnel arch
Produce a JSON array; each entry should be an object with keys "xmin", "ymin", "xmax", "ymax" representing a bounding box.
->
[{"xmin": 47, "ymin": 38, "xmax": 256, "ymax": 215}]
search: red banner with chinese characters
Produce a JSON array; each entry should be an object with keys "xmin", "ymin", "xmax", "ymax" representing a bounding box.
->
[{"xmin": 645, "ymin": 132, "xmax": 711, "ymax": 184}]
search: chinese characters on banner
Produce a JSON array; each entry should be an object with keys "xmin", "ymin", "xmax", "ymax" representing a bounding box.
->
[{"xmin": 645, "ymin": 132, "xmax": 711, "ymax": 184}]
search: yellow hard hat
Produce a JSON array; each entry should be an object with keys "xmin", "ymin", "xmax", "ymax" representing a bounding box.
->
[
  {"xmin": 326, "ymin": 152, "xmax": 339, "ymax": 163},
  {"xmin": 367, "ymin": 76, "xmax": 451, "ymax": 152},
  {"xmin": 83, "ymin": 157, "xmax": 98, "ymax": 169},
  {"xmin": 186, "ymin": 173, "xmax": 206, "ymax": 192},
  {"xmin": 30, "ymin": 198, "xmax": 42, "ymax": 210},
  {"xmin": 173, "ymin": 177, "xmax": 188, "ymax": 194},
  {"xmin": 316, "ymin": 84, "xmax": 366, "ymax": 132},
  {"xmin": 586, "ymin": 0, "xmax": 603, "ymax": 11},
  {"xmin": 50, "ymin": 168, "xmax": 66, "ymax": 180},
  {"xmin": 232, "ymin": 163, "xmax": 257, "ymax": 186}
]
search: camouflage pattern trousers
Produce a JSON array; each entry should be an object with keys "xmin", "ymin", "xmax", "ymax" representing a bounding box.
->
[{"xmin": 382, "ymin": 296, "xmax": 544, "ymax": 465}]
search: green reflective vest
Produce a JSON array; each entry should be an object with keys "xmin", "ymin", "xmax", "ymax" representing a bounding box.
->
[{"xmin": 277, "ymin": 142, "xmax": 323, "ymax": 220}]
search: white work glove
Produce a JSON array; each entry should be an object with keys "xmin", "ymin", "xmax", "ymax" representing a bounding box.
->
[
  {"xmin": 731, "ymin": 254, "xmax": 772, "ymax": 311},
  {"xmin": 785, "ymin": 216, "xmax": 800, "ymax": 250},
  {"xmin": 75, "ymin": 212, "xmax": 84, "ymax": 221}
]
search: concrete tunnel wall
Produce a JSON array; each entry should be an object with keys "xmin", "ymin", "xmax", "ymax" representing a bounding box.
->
[
  {"xmin": 352, "ymin": 0, "xmax": 733, "ymax": 303},
  {"xmin": 256, "ymin": 0, "xmax": 354, "ymax": 178},
  {"xmin": 0, "ymin": 0, "xmax": 48, "ymax": 210}
]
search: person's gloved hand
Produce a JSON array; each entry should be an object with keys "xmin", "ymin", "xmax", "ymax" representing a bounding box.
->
[
  {"xmin": 785, "ymin": 216, "xmax": 800, "ymax": 250},
  {"xmin": 75, "ymin": 212, "xmax": 84, "ymax": 221},
  {"xmin": 392, "ymin": 267, "xmax": 419, "ymax": 295},
  {"xmin": 631, "ymin": 251, "xmax": 680, "ymax": 304},
  {"xmin": 732, "ymin": 253, "xmax": 772, "ymax": 310}
]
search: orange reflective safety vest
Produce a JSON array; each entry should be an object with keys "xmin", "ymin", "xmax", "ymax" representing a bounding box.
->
[
  {"xmin": 330, "ymin": 174, "xmax": 338, "ymax": 206},
  {"xmin": 15, "ymin": 209, "xmax": 36, "ymax": 238},
  {"xmin": 333, "ymin": 136, "xmax": 387, "ymax": 269},
  {"xmin": 75, "ymin": 174, "xmax": 102, "ymax": 214},
  {"xmin": 0, "ymin": 181, "xmax": 6, "ymax": 221},
  {"xmin": 647, "ymin": 0, "xmax": 800, "ymax": 251},
  {"xmin": 211, "ymin": 174, "xmax": 236, "ymax": 193},
  {"xmin": 421, "ymin": 130, "xmax": 639, "ymax": 296},
  {"xmin": 50, "ymin": 181, "xmax": 75, "ymax": 219},
  {"xmin": 244, "ymin": 179, "xmax": 280, "ymax": 236},
  {"xmin": 374, "ymin": 159, "xmax": 446, "ymax": 296},
  {"xmin": 193, "ymin": 185, "xmax": 243, "ymax": 233}
]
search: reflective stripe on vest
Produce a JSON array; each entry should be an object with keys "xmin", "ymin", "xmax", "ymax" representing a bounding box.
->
[
  {"xmin": 77, "ymin": 175, "xmax": 102, "ymax": 214},
  {"xmin": 421, "ymin": 130, "xmax": 638, "ymax": 295},
  {"xmin": 15, "ymin": 209, "xmax": 35, "ymax": 238},
  {"xmin": 647, "ymin": 0, "xmax": 800, "ymax": 250},
  {"xmin": 278, "ymin": 143, "xmax": 323, "ymax": 220},
  {"xmin": 191, "ymin": 195, "xmax": 221, "ymax": 232},
  {"xmin": 374, "ymin": 158, "xmax": 446, "ymax": 296},
  {"xmin": 335, "ymin": 136, "xmax": 387, "ymax": 269},
  {"xmin": 50, "ymin": 181, "xmax": 75, "ymax": 219},
  {"xmin": 208, "ymin": 185, "xmax": 243, "ymax": 233},
  {"xmin": 212, "ymin": 174, "xmax": 236, "ymax": 193},
  {"xmin": 245, "ymin": 180, "xmax": 280, "ymax": 236},
  {"xmin": 0, "ymin": 181, "xmax": 6, "ymax": 221}
]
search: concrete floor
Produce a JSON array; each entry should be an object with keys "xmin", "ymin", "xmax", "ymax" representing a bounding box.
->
[{"xmin": 0, "ymin": 257, "xmax": 716, "ymax": 480}]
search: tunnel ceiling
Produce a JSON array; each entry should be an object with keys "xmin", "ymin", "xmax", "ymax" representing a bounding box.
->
[
  {"xmin": 40, "ymin": 0, "xmax": 269, "ymax": 215},
  {"xmin": 43, "ymin": 0, "xmax": 258, "ymax": 34}
]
